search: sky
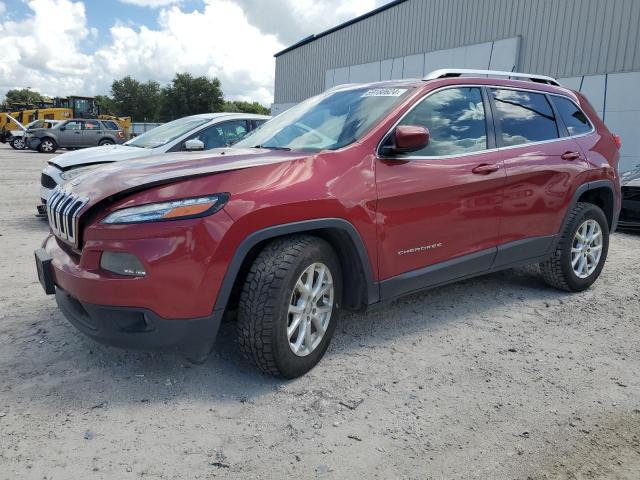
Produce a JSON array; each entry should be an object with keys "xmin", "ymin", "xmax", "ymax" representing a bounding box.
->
[{"xmin": 0, "ymin": 0, "xmax": 389, "ymax": 106}]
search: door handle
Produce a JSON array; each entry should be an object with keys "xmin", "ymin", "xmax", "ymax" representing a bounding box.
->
[
  {"xmin": 472, "ymin": 163, "xmax": 500, "ymax": 175},
  {"xmin": 561, "ymin": 151, "xmax": 581, "ymax": 161}
]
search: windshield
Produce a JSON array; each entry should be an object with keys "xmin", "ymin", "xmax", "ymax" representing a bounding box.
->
[
  {"xmin": 125, "ymin": 116, "xmax": 211, "ymax": 149},
  {"xmin": 234, "ymin": 86, "xmax": 413, "ymax": 152}
]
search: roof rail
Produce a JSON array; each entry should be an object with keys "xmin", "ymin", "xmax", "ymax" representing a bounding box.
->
[{"xmin": 423, "ymin": 69, "xmax": 561, "ymax": 86}]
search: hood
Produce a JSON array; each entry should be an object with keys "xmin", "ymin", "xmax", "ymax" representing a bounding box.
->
[
  {"xmin": 66, "ymin": 148, "xmax": 309, "ymax": 206},
  {"xmin": 621, "ymin": 167, "xmax": 640, "ymax": 188},
  {"xmin": 50, "ymin": 144, "xmax": 152, "ymax": 169}
]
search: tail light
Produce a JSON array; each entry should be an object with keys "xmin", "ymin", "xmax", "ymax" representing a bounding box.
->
[
  {"xmin": 613, "ymin": 134, "xmax": 622, "ymax": 150},
  {"xmin": 117, "ymin": 130, "xmax": 125, "ymax": 139}
]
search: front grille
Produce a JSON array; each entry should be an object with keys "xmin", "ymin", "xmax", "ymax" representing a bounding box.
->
[
  {"xmin": 46, "ymin": 187, "xmax": 89, "ymax": 247},
  {"xmin": 41, "ymin": 172, "xmax": 57, "ymax": 189}
]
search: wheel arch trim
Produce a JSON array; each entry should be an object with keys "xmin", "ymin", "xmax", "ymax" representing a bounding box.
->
[
  {"xmin": 212, "ymin": 218, "xmax": 379, "ymax": 316},
  {"xmin": 567, "ymin": 179, "xmax": 619, "ymax": 233}
]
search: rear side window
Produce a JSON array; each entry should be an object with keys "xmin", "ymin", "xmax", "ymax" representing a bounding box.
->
[
  {"xmin": 552, "ymin": 96, "xmax": 592, "ymax": 136},
  {"xmin": 102, "ymin": 120, "xmax": 120, "ymax": 130},
  {"xmin": 491, "ymin": 89, "xmax": 558, "ymax": 146},
  {"xmin": 83, "ymin": 120, "xmax": 101, "ymax": 130},
  {"xmin": 398, "ymin": 87, "xmax": 487, "ymax": 157}
]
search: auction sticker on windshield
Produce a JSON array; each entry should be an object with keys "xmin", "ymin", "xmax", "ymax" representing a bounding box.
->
[{"xmin": 361, "ymin": 88, "xmax": 408, "ymax": 97}]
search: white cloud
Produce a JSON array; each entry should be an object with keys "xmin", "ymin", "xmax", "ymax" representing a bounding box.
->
[
  {"xmin": 235, "ymin": 0, "xmax": 386, "ymax": 45},
  {"xmin": 0, "ymin": 0, "xmax": 93, "ymax": 95},
  {"xmin": 0, "ymin": 0, "xmax": 391, "ymax": 106},
  {"xmin": 92, "ymin": 0, "xmax": 282, "ymax": 104},
  {"xmin": 0, "ymin": 2, "xmax": 5, "ymax": 15},
  {"xmin": 117, "ymin": 0, "xmax": 181, "ymax": 7}
]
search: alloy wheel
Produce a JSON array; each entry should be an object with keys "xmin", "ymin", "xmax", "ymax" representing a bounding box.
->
[
  {"xmin": 287, "ymin": 262, "xmax": 334, "ymax": 357},
  {"xmin": 41, "ymin": 140, "xmax": 54, "ymax": 152},
  {"xmin": 571, "ymin": 219, "xmax": 603, "ymax": 279}
]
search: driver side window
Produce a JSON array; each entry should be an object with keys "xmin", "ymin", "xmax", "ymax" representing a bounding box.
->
[
  {"xmin": 399, "ymin": 87, "xmax": 487, "ymax": 157},
  {"xmin": 189, "ymin": 120, "xmax": 248, "ymax": 150},
  {"xmin": 64, "ymin": 121, "xmax": 83, "ymax": 130}
]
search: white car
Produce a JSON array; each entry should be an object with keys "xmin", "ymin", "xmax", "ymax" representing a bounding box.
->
[
  {"xmin": 8, "ymin": 119, "xmax": 61, "ymax": 150},
  {"xmin": 37, "ymin": 112, "xmax": 270, "ymax": 215}
]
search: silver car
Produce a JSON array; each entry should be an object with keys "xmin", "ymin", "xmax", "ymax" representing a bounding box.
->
[
  {"xmin": 29, "ymin": 118, "xmax": 126, "ymax": 153},
  {"xmin": 38, "ymin": 112, "xmax": 270, "ymax": 215}
]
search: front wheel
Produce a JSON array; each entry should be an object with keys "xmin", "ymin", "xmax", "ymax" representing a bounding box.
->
[
  {"xmin": 10, "ymin": 137, "xmax": 26, "ymax": 150},
  {"xmin": 540, "ymin": 202, "xmax": 609, "ymax": 292},
  {"xmin": 237, "ymin": 235, "xmax": 342, "ymax": 378},
  {"xmin": 38, "ymin": 138, "xmax": 57, "ymax": 153}
]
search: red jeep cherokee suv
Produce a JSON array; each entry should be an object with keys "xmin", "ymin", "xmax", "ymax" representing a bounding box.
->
[{"xmin": 36, "ymin": 69, "xmax": 621, "ymax": 378}]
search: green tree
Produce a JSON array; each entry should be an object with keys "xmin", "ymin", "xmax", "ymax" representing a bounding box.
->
[
  {"xmin": 223, "ymin": 100, "xmax": 270, "ymax": 115},
  {"xmin": 95, "ymin": 95, "xmax": 116, "ymax": 116},
  {"xmin": 111, "ymin": 76, "xmax": 161, "ymax": 121},
  {"xmin": 2, "ymin": 88, "xmax": 44, "ymax": 108},
  {"xmin": 160, "ymin": 73, "xmax": 224, "ymax": 121}
]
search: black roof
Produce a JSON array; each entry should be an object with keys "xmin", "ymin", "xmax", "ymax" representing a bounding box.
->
[{"xmin": 274, "ymin": 0, "xmax": 408, "ymax": 57}]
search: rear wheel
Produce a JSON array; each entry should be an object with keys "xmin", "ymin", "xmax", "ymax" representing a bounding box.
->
[
  {"xmin": 10, "ymin": 136, "xmax": 26, "ymax": 150},
  {"xmin": 540, "ymin": 202, "xmax": 609, "ymax": 292},
  {"xmin": 38, "ymin": 138, "xmax": 57, "ymax": 153},
  {"xmin": 237, "ymin": 235, "xmax": 341, "ymax": 378},
  {"xmin": 99, "ymin": 139, "xmax": 115, "ymax": 146}
]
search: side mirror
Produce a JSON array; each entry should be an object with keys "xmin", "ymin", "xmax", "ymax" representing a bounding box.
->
[
  {"xmin": 59, "ymin": 126, "xmax": 66, "ymax": 131},
  {"xmin": 184, "ymin": 139, "xmax": 205, "ymax": 151},
  {"xmin": 381, "ymin": 125, "xmax": 429, "ymax": 156}
]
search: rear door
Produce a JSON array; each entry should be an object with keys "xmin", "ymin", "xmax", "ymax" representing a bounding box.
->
[
  {"xmin": 375, "ymin": 86, "xmax": 505, "ymax": 293},
  {"xmin": 82, "ymin": 119, "xmax": 103, "ymax": 146},
  {"xmin": 487, "ymin": 88, "xmax": 590, "ymax": 262}
]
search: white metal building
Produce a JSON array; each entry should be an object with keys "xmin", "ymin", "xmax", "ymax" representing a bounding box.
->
[{"xmin": 272, "ymin": 0, "xmax": 640, "ymax": 172}]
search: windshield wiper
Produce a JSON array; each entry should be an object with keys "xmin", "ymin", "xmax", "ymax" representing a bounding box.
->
[{"xmin": 252, "ymin": 145, "xmax": 291, "ymax": 151}]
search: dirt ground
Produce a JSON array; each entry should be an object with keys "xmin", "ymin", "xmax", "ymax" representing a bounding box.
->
[{"xmin": 0, "ymin": 143, "xmax": 639, "ymax": 480}]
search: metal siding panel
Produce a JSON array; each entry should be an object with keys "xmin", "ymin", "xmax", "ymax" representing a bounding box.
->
[
  {"xmin": 632, "ymin": 0, "xmax": 640, "ymax": 69},
  {"xmin": 275, "ymin": 0, "xmax": 640, "ymax": 103}
]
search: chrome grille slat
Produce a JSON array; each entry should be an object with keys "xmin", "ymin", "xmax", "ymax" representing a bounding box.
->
[
  {"xmin": 61, "ymin": 194, "xmax": 77, "ymax": 234},
  {"xmin": 46, "ymin": 187, "xmax": 89, "ymax": 248}
]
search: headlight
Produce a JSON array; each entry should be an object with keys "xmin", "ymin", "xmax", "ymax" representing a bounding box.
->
[
  {"xmin": 101, "ymin": 194, "xmax": 228, "ymax": 224},
  {"xmin": 60, "ymin": 164, "xmax": 105, "ymax": 181}
]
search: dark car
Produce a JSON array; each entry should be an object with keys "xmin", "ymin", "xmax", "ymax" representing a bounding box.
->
[
  {"xmin": 36, "ymin": 69, "xmax": 621, "ymax": 377},
  {"xmin": 28, "ymin": 119, "xmax": 126, "ymax": 153},
  {"xmin": 619, "ymin": 167, "xmax": 640, "ymax": 230}
]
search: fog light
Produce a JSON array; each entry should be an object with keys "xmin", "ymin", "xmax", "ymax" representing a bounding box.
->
[{"xmin": 100, "ymin": 252, "xmax": 146, "ymax": 277}]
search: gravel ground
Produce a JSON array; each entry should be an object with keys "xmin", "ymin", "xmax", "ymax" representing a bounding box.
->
[{"xmin": 0, "ymin": 143, "xmax": 639, "ymax": 480}]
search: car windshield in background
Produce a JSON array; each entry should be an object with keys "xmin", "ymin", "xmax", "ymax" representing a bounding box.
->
[
  {"xmin": 125, "ymin": 117, "xmax": 211, "ymax": 149},
  {"xmin": 234, "ymin": 86, "xmax": 414, "ymax": 152},
  {"xmin": 28, "ymin": 120, "xmax": 53, "ymax": 130}
]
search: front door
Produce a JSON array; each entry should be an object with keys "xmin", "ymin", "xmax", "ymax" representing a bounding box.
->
[
  {"xmin": 59, "ymin": 120, "xmax": 83, "ymax": 147},
  {"xmin": 375, "ymin": 86, "xmax": 505, "ymax": 297}
]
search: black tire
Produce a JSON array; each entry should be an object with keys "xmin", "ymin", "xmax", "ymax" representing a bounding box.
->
[
  {"xmin": 10, "ymin": 137, "xmax": 26, "ymax": 150},
  {"xmin": 237, "ymin": 235, "xmax": 342, "ymax": 378},
  {"xmin": 540, "ymin": 202, "xmax": 609, "ymax": 292},
  {"xmin": 38, "ymin": 138, "xmax": 57, "ymax": 153},
  {"xmin": 99, "ymin": 139, "xmax": 115, "ymax": 146}
]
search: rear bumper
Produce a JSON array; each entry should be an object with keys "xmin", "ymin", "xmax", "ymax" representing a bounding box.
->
[{"xmin": 55, "ymin": 287, "xmax": 222, "ymax": 360}]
